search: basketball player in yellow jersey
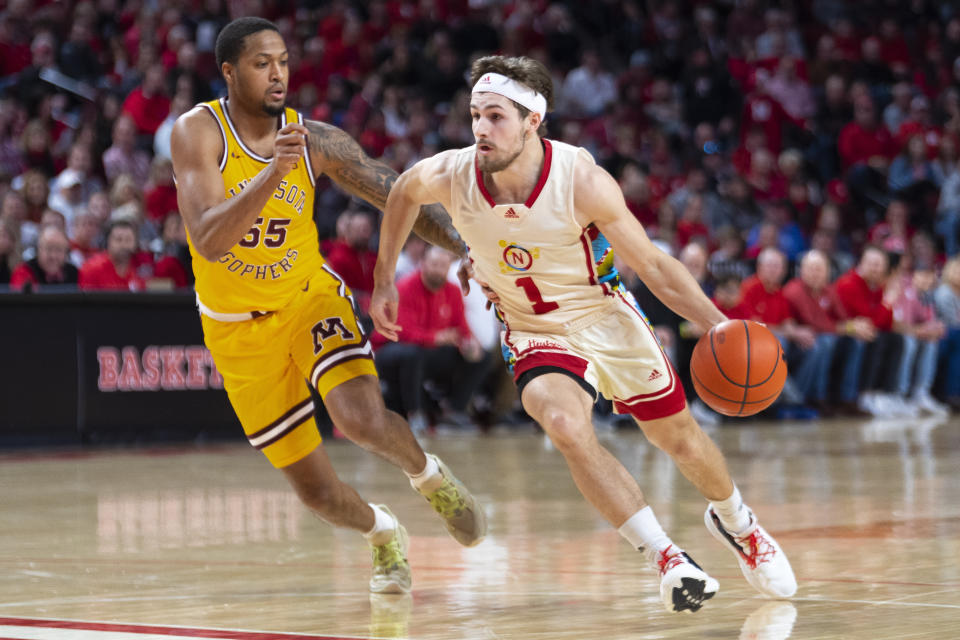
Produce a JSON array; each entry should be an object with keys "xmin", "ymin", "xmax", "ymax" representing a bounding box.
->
[
  {"xmin": 169, "ymin": 17, "xmax": 485, "ymax": 595},
  {"xmin": 371, "ymin": 56, "xmax": 797, "ymax": 612}
]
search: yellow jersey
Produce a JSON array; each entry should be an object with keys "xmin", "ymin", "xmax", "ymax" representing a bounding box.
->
[{"xmin": 186, "ymin": 98, "xmax": 324, "ymax": 314}]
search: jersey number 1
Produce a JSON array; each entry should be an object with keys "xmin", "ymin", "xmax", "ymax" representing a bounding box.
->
[{"xmin": 516, "ymin": 276, "xmax": 559, "ymax": 314}]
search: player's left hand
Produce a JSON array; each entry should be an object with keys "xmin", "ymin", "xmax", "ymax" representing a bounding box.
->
[
  {"xmin": 456, "ymin": 259, "xmax": 473, "ymax": 296},
  {"xmin": 370, "ymin": 281, "xmax": 401, "ymax": 341}
]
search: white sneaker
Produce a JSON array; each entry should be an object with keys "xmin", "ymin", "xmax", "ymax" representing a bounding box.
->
[
  {"xmin": 879, "ymin": 393, "xmax": 919, "ymax": 418},
  {"xmin": 912, "ymin": 391, "xmax": 950, "ymax": 416},
  {"xmin": 368, "ymin": 506, "xmax": 411, "ymax": 594},
  {"xmin": 704, "ymin": 507, "xmax": 797, "ymax": 598},
  {"xmin": 654, "ymin": 545, "xmax": 719, "ymax": 613},
  {"xmin": 857, "ymin": 391, "xmax": 881, "ymax": 416}
]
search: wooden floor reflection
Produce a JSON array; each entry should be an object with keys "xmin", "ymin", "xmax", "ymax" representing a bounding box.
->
[{"xmin": 1, "ymin": 415, "xmax": 958, "ymax": 639}]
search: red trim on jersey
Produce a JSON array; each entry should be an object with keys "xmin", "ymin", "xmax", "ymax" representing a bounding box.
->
[
  {"xmin": 474, "ymin": 139, "xmax": 554, "ymax": 209},
  {"xmin": 474, "ymin": 157, "xmax": 497, "ymax": 208},
  {"xmin": 524, "ymin": 138, "xmax": 553, "ymax": 208},
  {"xmin": 614, "ymin": 385, "xmax": 686, "ymax": 420},
  {"xmin": 579, "ymin": 229, "xmax": 597, "ymax": 286},
  {"xmin": 579, "ymin": 225, "xmax": 612, "ymax": 296},
  {"xmin": 512, "ymin": 349, "xmax": 589, "ymax": 382},
  {"xmin": 609, "ymin": 289, "xmax": 688, "ymax": 419}
]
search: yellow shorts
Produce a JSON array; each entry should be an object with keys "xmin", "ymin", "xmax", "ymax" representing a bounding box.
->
[{"xmin": 201, "ymin": 266, "xmax": 377, "ymax": 468}]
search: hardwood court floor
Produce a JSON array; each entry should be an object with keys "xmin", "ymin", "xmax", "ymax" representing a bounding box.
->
[{"xmin": 1, "ymin": 416, "xmax": 958, "ymax": 640}]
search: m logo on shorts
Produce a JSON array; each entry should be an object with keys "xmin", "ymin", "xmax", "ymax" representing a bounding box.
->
[{"xmin": 311, "ymin": 317, "xmax": 355, "ymax": 354}]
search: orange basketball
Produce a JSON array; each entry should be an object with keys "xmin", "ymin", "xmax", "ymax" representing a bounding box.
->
[{"xmin": 690, "ymin": 320, "xmax": 788, "ymax": 417}]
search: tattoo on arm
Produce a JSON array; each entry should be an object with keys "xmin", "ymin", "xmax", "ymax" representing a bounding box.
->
[
  {"xmin": 412, "ymin": 203, "xmax": 468, "ymax": 257},
  {"xmin": 306, "ymin": 120, "xmax": 395, "ymax": 209},
  {"xmin": 307, "ymin": 120, "xmax": 467, "ymax": 257}
]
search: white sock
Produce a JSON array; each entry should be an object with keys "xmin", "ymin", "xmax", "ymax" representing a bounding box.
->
[
  {"xmin": 710, "ymin": 485, "xmax": 752, "ymax": 534},
  {"xmin": 362, "ymin": 503, "xmax": 396, "ymax": 546},
  {"xmin": 618, "ymin": 506, "xmax": 676, "ymax": 565},
  {"xmin": 406, "ymin": 453, "xmax": 443, "ymax": 494}
]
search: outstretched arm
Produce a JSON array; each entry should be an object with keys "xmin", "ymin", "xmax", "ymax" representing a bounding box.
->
[
  {"xmin": 370, "ymin": 157, "xmax": 450, "ymax": 341},
  {"xmin": 305, "ymin": 120, "xmax": 466, "ymax": 257},
  {"xmin": 576, "ymin": 161, "xmax": 727, "ymax": 333}
]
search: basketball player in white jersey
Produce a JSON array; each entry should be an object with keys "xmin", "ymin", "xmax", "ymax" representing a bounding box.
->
[{"xmin": 370, "ymin": 56, "xmax": 797, "ymax": 613}]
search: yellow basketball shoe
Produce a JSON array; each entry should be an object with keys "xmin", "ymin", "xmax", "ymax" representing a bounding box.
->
[
  {"xmin": 414, "ymin": 454, "xmax": 487, "ymax": 547},
  {"xmin": 368, "ymin": 506, "xmax": 411, "ymax": 594}
]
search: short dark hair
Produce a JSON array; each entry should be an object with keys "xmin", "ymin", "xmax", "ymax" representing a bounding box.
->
[
  {"xmin": 215, "ymin": 17, "xmax": 280, "ymax": 71},
  {"xmin": 469, "ymin": 55, "xmax": 554, "ymax": 120},
  {"xmin": 105, "ymin": 218, "xmax": 136, "ymax": 241}
]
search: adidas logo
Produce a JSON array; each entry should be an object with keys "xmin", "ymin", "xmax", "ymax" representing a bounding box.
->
[
  {"xmin": 647, "ymin": 369, "xmax": 662, "ymax": 381},
  {"xmin": 504, "ymin": 207, "xmax": 519, "ymax": 219}
]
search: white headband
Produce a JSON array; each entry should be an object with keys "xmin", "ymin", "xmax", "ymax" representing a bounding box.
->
[{"xmin": 472, "ymin": 72, "xmax": 547, "ymax": 120}]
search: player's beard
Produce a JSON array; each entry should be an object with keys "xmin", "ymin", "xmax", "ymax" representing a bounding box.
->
[
  {"xmin": 478, "ymin": 129, "xmax": 527, "ymax": 173},
  {"xmin": 261, "ymin": 100, "xmax": 285, "ymax": 117}
]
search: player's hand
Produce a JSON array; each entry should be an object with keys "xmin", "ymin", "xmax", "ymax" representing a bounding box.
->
[
  {"xmin": 270, "ymin": 123, "xmax": 308, "ymax": 177},
  {"xmin": 456, "ymin": 259, "xmax": 473, "ymax": 296},
  {"xmin": 849, "ymin": 317, "xmax": 877, "ymax": 341},
  {"xmin": 370, "ymin": 280, "xmax": 401, "ymax": 341}
]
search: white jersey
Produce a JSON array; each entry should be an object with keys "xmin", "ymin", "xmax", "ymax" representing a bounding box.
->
[{"xmin": 447, "ymin": 139, "xmax": 620, "ymax": 335}]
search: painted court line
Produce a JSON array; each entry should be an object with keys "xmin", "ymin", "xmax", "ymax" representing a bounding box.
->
[{"xmin": 0, "ymin": 619, "xmax": 369, "ymax": 640}]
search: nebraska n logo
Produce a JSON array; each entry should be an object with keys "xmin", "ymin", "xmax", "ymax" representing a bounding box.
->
[{"xmin": 311, "ymin": 317, "xmax": 355, "ymax": 354}]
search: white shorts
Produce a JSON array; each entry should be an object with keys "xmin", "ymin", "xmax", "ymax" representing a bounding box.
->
[{"xmin": 501, "ymin": 290, "xmax": 686, "ymax": 421}]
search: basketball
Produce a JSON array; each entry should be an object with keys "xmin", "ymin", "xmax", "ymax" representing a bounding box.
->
[{"xmin": 690, "ymin": 320, "xmax": 787, "ymax": 417}]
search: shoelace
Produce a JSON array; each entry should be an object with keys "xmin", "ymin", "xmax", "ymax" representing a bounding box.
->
[
  {"xmin": 736, "ymin": 528, "xmax": 777, "ymax": 569},
  {"xmin": 427, "ymin": 479, "xmax": 465, "ymax": 518},
  {"xmin": 656, "ymin": 544, "xmax": 686, "ymax": 576},
  {"xmin": 372, "ymin": 537, "xmax": 405, "ymax": 572}
]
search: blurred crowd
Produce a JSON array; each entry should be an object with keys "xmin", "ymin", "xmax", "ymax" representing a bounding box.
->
[{"xmin": 3, "ymin": 0, "xmax": 960, "ymax": 424}]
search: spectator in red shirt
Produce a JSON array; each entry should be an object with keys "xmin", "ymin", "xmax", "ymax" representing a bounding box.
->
[
  {"xmin": 783, "ymin": 250, "xmax": 876, "ymax": 414},
  {"xmin": 150, "ymin": 213, "xmax": 190, "ymax": 289},
  {"xmin": 839, "ymin": 95, "xmax": 898, "ymax": 171},
  {"xmin": 740, "ymin": 248, "xmax": 793, "ymax": 325},
  {"xmin": 895, "ymin": 95, "xmax": 943, "ymax": 158},
  {"xmin": 10, "ymin": 225, "xmax": 78, "ymax": 291},
  {"xmin": 78, "ymin": 219, "xmax": 146, "ymax": 291},
  {"xmin": 68, "ymin": 209, "xmax": 101, "ymax": 267},
  {"xmin": 832, "ymin": 246, "xmax": 906, "ymax": 415},
  {"xmin": 739, "ymin": 75, "xmax": 804, "ymax": 154},
  {"xmin": 741, "ymin": 248, "xmax": 829, "ymax": 417},
  {"xmin": 372, "ymin": 247, "xmax": 486, "ymax": 434},
  {"xmin": 839, "ymin": 94, "xmax": 898, "ymax": 218},
  {"xmin": 121, "ymin": 63, "xmax": 171, "ymax": 136},
  {"xmin": 325, "ymin": 209, "xmax": 378, "ymax": 312},
  {"xmin": 102, "ymin": 115, "xmax": 152, "ymax": 186},
  {"xmin": 712, "ymin": 274, "xmax": 749, "ymax": 320},
  {"xmin": 867, "ymin": 198, "xmax": 914, "ymax": 255},
  {"xmin": 143, "ymin": 157, "xmax": 178, "ymax": 224}
]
